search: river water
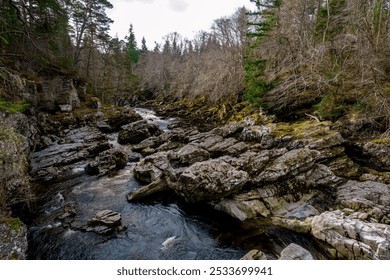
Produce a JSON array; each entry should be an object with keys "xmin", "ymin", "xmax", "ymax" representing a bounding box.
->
[{"xmin": 27, "ymin": 108, "xmax": 328, "ymax": 260}]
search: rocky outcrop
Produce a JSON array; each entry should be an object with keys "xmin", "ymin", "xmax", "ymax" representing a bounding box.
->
[
  {"xmin": 311, "ymin": 211, "xmax": 390, "ymax": 259},
  {"xmin": 30, "ymin": 126, "xmax": 110, "ymax": 181},
  {"xmin": 118, "ymin": 120, "xmax": 162, "ymax": 144},
  {"xmin": 127, "ymin": 119, "xmax": 390, "ymax": 260},
  {"xmin": 169, "ymin": 159, "xmax": 249, "ymax": 202}
]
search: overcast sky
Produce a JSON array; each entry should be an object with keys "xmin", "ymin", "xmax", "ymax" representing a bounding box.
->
[{"xmin": 107, "ymin": 0, "xmax": 256, "ymax": 48}]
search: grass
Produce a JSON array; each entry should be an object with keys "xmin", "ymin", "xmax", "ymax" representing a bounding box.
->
[{"xmin": 0, "ymin": 99, "xmax": 30, "ymax": 113}]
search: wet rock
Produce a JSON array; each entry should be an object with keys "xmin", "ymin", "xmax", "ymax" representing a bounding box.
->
[
  {"xmin": 311, "ymin": 210, "xmax": 390, "ymax": 259},
  {"xmin": 0, "ymin": 218, "xmax": 28, "ymax": 260},
  {"xmin": 337, "ymin": 181, "xmax": 390, "ymax": 224},
  {"xmin": 169, "ymin": 159, "xmax": 249, "ymax": 202},
  {"xmin": 85, "ymin": 149, "xmax": 128, "ymax": 176},
  {"xmin": 240, "ymin": 249, "xmax": 268, "ymax": 260},
  {"xmin": 214, "ymin": 198, "xmax": 270, "ymax": 221},
  {"xmin": 118, "ymin": 120, "xmax": 162, "ymax": 145},
  {"xmin": 279, "ymin": 243, "xmax": 314, "ymax": 260},
  {"xmin": 31, "ymin": 126, "xmax": 110, "ymax": 181},
  {"xmin": 87, "ymin": 210, "xmax": 125, "ymax": 234}
]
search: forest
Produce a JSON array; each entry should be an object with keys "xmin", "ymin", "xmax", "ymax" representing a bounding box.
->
[{"xmin": 1, "ymin": 0, "xmax": 389, "ymax": 132}]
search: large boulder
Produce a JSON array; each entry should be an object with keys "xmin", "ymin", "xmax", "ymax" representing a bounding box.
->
[
  {"xmin": 169, "ymin": 159, "xmax": 249, "ymax": 202},
  {"xmin": 118, "ymin": 120, "xmax": 162, "ymax": 145},
  {"xmin": 85, "ymin": 148, "xmax": 128, "ymax": 176}
]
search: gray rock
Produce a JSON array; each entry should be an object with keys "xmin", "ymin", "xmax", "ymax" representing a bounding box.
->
[
  {"xmin": 118, "ymin": 120, "xmax": 162, "ymax": 144},
  {"xmin": 176, "ymin": 144, "xmax": 210, "ymax": 166},
  {"xmin": 170, "ymin": 159, "xmax": 249, "ymax": 202},
  {"xmin": 256, "ymin": 149, "xmax": 321, "ymax": 182},
  {"xmin": 279, "ymin": 243, "xmax": 314, "ymax": 260},
  {"xmin": 87, "ymin": 210, "xmax": 125, "ymax": 234},
  {"xmin": 337, "ymin": 180, "xmax": 390, "ymax": 223},
  {"xmin": 362, "ymin": 141, "xmax": 390, "ymax": 171},
  {"xmin": 30, "ymin": 126, "xmax": 110, "ymax": 181},
  {"xmin": 311, "ymin": 210, "xmax": 390, "ymax": 259},
  {"xmin": 85, "ymin": 148, "xmax": 128, "ymax": 176}
]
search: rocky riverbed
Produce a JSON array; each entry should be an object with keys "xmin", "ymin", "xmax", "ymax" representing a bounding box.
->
[{"xmin": 2, "ymin": 105, "xmax": 390, "ymax": 260}]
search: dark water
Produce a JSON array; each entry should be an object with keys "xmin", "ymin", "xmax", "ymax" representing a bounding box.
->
[{"xmin": 27, "ymin": 108, "xmax": 329, "ymax": 260}]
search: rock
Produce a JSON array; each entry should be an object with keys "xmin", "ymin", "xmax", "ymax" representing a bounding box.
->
[
  {"xmin": 279, "ymin": 243, "xmax": 314, "ymax": 260},
  {"xmin": 85, "ymin": 148, "xmax": 128, "ymax": 176},
  {"xmin": 256, "ymin": 149, "xmax": 321, "ymax": 183},
  {"xmin": 127, "ymin": 179, "xmax": 168, "ymax": 201},
  {"xmin": 133, "ymin": 151, "xmax": 172, "ymax": 183},
  {"xmin": 0, "ymin": 218, "xmax": 28, "ymax": 260},
  {"xmin": 240, "ymin": 249, "xmax": 268, "ymax": 260},
  {"xmin": 176, "ymin": 144, "xmax": 210, "ymax": 166},
  {"xmin": 30, "ymin": 126, "xmax": 110, "ymax": 181},
  {"xmin": 311, "ymin": 210, "xmax": 390, "ymax": 259},
  {"xmin": 59, "ymin": 104, "xmax": 72, "ymax": 112},
  {"xmin": 169, "ymin": 159, "xmax": 249, "ymax": 202},
  {"xmin": 38, "ymin": 77, "xmax": 80, "ymax": 112},
  {"xmin": 0, "ymin": 120, "xmax": 32, "ymax": 207},
  {"xmin": 206, "ymin": 138, "xmax": 239, "ymax": 157},
  {"xmin": 362, "ymin": 140, "xmax": 390, "ymax": 171},
  {"xmin": 214, "ymin": 198, "xmax": 270, "ymax": 221},
  {"xmin": 87, "ymin": 210, "xmax": 125, "ymax": 234},
  {"xmin": 118, "ymin": 120, "xmax": 162, "ymax": 145},
  {"xmin": 337, "ymin": 181, "xmax": 390, "ymax": 223}
]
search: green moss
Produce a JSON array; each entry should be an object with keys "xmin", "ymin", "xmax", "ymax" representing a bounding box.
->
[
  {"xmin": 270, "ymin": 121, "xmax": 322, "ymax": 138},
  {"xmin": 0, "ymin": 99, "xmax": 30, "ymax": 113},
  {"xmin": 371, "ymin": 137, "xmax": 390, "ymax": 144},
  {"xmin": 0, "ymin": 216, "xmax": 21, "ymax": 231}
]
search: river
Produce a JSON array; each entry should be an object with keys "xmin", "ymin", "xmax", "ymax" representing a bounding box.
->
[{"xmin": 27, "ymin": 108, "xmax": 328, "ymax": 260}]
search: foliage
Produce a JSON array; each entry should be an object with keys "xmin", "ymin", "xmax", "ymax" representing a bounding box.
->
[{"xmin": 0, "ymin": 99, "xmax": 30, "ymax": 113}]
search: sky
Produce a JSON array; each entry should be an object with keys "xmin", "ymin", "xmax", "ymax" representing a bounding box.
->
[{"xmin": 107, "ymin": 0, "xmax": 256, "ymax": 49}]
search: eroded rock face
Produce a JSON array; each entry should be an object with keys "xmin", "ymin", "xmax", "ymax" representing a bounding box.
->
[
  {"xmin": 30, "ymin": 126, "xmax": 110, "ymax": 181},
  {"xmin": 337, "ymin": 181, "xmax": 390, "ymax": 224},
  {"xmin": 311, "ymin": 211, "xmax": 390, "ymax": 260}
]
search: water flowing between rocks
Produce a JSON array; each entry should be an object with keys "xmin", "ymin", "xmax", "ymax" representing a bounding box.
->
[{"xmin": 27, "ymin": 108, "xmax": 326, "ymax": 260}]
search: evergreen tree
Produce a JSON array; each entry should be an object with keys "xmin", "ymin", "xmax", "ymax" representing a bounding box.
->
[{"xmin": 126, "ymin": 24, "xmax": 140, "ymax": 73}]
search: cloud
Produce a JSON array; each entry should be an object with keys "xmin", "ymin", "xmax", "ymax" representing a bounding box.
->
[{"xmin": 168, "ymin": 0, "xmax": 189, "ymax": 12}]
